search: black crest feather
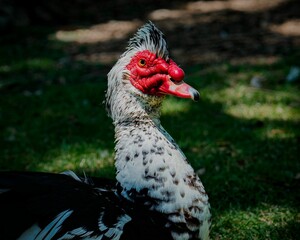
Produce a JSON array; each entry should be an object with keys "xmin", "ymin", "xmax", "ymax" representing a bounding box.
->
[{"xmin": 125, "ymin": 21, "xmax": 169, "ymax": 59}]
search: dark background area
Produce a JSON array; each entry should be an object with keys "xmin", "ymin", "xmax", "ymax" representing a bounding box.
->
[{"xmin": 1, "ymin": 0, "xmax": 299, "ymax": 65}]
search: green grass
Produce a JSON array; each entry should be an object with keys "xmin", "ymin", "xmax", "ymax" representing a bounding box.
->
[{"xmin": 0, "ymin": 27, "xmax": 299, "ymax": 239}]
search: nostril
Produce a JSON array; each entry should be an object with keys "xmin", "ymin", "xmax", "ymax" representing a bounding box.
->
[{"xmin": 168, "ymin": 65, "xmax": 185, "ymax": 82}]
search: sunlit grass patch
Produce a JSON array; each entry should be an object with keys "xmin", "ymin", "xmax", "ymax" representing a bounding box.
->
[
  {"xmin": 53, "ymin": 20, "xmax": 140, "ymax": 44},
  {"xmin": 226, "ymin": 103, "xmax": 299, "ymax": 121},
  {"xmin": 162, "ymin": 97, "xmax": 191, "ymax": 115},
  {"xmin": 209, "ymin": 85, "xmax": 299, "ymax": 107},
  {"xmin": 206, "ymin": 83, "xmax": 300, "ymax": 122},
  {"xmin": 35, "ymin": 143, "xmax": 115, "ymax": 177},
  {"xmin": 263, "ymin": 127, "xmax": 296, "ymax": 139},
  {"xmin": 212, "ymin": 204, "xmax": 299, "ymax": 239}
]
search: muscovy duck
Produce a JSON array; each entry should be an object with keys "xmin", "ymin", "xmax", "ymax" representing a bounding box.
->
[{"xmin": 0, "ymin": 22, "xmax": 211, "ymax": 240}]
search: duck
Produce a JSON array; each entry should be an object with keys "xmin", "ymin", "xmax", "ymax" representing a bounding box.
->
[{"xmin": 0, "ymin": 22, "xmax": 211, "ymax": 240}]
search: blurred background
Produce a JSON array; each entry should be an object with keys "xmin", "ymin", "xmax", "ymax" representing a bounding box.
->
[
  {"xmin": 1, "ymin": 0, "xmax": 299, "ymax": 65},
  {"xmin": 0, "ymin": 0, "xmax": 299, "ymax": 239}
]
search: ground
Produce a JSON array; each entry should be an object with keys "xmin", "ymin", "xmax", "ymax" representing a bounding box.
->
[{"xmin": 0, "ymin": 0, "xmax": 299, "ymax": 239}]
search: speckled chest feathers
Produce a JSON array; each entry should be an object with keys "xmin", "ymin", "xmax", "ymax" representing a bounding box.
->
[{"xmin": 105, "ymin": 22, "xmax": 211, "ymax": 240}]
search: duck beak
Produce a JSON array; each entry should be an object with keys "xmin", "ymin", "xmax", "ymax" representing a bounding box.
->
[{"xmin": 158, "ymin": 77, "xmax": 200, "ymax": 101}]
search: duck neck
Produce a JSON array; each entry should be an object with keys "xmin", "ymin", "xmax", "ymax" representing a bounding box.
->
[{"xmin": 113, "ymin": 111, "xmax": 211, "ymax": 239}]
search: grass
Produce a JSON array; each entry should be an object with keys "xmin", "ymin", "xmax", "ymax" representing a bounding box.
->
[{"xmin": 0, "ymin": 27, "xmax": 299, "ymax": 239}]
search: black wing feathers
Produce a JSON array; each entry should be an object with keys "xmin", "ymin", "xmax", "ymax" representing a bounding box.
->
[{"xmin": 0, "ymin": 172, "xmax": 172, "ymax": 240}]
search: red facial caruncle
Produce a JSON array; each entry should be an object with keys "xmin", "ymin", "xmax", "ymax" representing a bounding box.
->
[{"xmin": 126, "ymin": 50, "xmax": 199, "ymax": 101}]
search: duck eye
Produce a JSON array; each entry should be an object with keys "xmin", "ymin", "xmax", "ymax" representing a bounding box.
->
[{"xmin": 138, "ymin": 59, "xmax": 146, "ymax": 67}]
